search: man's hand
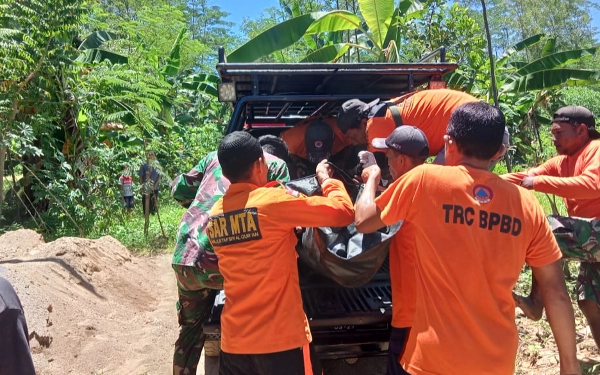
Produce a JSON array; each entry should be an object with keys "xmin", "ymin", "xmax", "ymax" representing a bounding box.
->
[
  {"xmin": 316, "ymin": 159, "xmax": 333, "ymax": 185},
  {"xmin": 520, "ymin": 176, "xmax": 535, "ymax": 190},
  {"xmin": 361, "ymin": 165, "xmax": 381, "ymax": 184}
]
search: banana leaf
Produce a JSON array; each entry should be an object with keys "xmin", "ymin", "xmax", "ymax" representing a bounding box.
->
[
  {"xmin": 300, "ymin": 43, "xmax": 350, "ymax": 62},
  {"xmin": 515, "ymin": 48, "xmax": 597, "ymax": 76},
  {"xmin": 358, "ymin": 0, "xmax": 395, "ymax": 48},
  {"xmin": 161, "ymin": 28, "xmax": 185, "ymax": 78},
  {"xmin": 76, "ymin": 49, "xmax": 128, "ymax": 64},
  {"xmin": 502, "ymin": 69, "xmax": 600, "ymax": 93},
  {"xmin": 78, "ymin": 31, "xmax": 119, "ymax": 50}
]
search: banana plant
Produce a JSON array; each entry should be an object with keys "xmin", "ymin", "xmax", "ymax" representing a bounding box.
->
[
  {"xmin": 227, "ymin": 0, "xmax": 424, "ymax": 63},
  {"xmin": 76, "ymin": 31, "xmax": 128, "ymax": 64},
  {"xmin": 447, "ymin": 33, "xmax": 599, "ymax": 97},
  {"xmin": 448, "ymin": 34, "xmax": 599, "ymax": 165}
]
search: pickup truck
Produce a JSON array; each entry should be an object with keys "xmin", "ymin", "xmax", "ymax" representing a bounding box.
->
[{"xmin": 202, "ymin": 47, "xmax": 458, "ymax": 374}]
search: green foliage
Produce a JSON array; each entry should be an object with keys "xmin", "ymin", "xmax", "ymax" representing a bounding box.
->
[
  {"xmin": 185, "ymin": 0, "xmax": 235, "ymax": 67},
  {"xmin": 234, "ymin": 0, "xmax": 485, "ymax": 64},
  {"xmin": 359, "ymin": 0, "xmax": 395, "ymax": 48},
  {"xmin": 84, "ymin": 2, "xmax": 207, "ymax": 71},
  {"xmin": 0, "ymin": 0, "xmax": 230, "ymax": 243},
  {"xmin": 448, "ymin": 33, "xmax": 599, "ymax": 166},
  {"xmin": 229, "ymin": 11, "xmax": 360, "ymax": 63},
  {"xmin": 561, "ymin": 86, "xmax": 600, "ymax": 116},
  {"xmin": 395, "ymin": 1, "xmax": 486, "ymax": 63},
  {"xmin": 460, "ymin": 0, "xmax": 598, "ymax": 59}
]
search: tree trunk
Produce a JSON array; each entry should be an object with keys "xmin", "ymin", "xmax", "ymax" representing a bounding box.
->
[
  {"xmin": 480, "ymin": 0, "xmax": 499, "ymax": 107},
  {"xmin": 0, "ymin": 145, "xmax": 5, "ymax": 206}
]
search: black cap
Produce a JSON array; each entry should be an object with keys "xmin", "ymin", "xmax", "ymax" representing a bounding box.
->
[
  {"xmin": 218, "ymin": 131, "xmax": 263, "ymax": 178},
  {"xmin": 258, "ymin": 134, "xmax": 289, "ymax": 162},
  {"xmin": 371, "ymin": 126, "xmax": 430, "ymax": 158},
  {"xmin": 305, "ymin": 121, "xmax": 334, "ymax": 163},
  {"xmin": 553, "ymin": 105, "xmax": 599, "ymax": 139},
  {"xmin": 337, "ymin": 98, "xmax": 380, "ymax": 133}
]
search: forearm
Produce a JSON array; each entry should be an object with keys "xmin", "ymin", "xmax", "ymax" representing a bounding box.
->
[
  {"xmin": 544, "ymin": 294, "xmax": 580, "ymax": 374},
  {"xmin": 537, "ymin": 265, "xmax": 580, "ymax": 374},
  {"xmin": 534, "ymin": 175, "xmax": 600, "ymax": 199},
  {"xmin": 355, "ymin": 176, "xmax": 382, "ymax": 233},
  {"xmin": 500, "ymin": 172, "xmax": 528, "ymax": 185},
  {"xmin": 312, "ymin": 179, "xmax": 354, "ymax": 226},
  {"xmin": 283, "ymin": 179, "xmax": 354, "ymax": 228}
]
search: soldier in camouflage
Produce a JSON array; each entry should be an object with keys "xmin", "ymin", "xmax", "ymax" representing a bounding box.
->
[
  {"xmin": 171, "ymin": 145, "xmax": 289, "ymax": 375},
  {"xmin": 503, "ymin": 105, "xmax": 600, "ymax": 350}
]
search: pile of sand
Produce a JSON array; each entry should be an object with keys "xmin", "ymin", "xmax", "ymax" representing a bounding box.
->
[{"xmin": 0, "ymin": 229, "xmax": 178, "ymax": 375}]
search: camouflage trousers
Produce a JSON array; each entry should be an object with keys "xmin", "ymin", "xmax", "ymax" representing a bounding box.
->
[
  {"xmin": 548, "ymin": 215, "xmax": 600, "ymax": 303},
  {"xmin": 172, "ymin": 264, "xmax": 219, "ymax": 375}
]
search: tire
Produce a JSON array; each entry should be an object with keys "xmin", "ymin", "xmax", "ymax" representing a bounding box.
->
[{"xmin": 321, "ymin": 356, "xmax": 387, "ymax": 375}]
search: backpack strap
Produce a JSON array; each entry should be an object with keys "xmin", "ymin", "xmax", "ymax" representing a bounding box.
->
[{"xmin": 384, "ymin": 101, "xmax": 403, "ymax": 127}]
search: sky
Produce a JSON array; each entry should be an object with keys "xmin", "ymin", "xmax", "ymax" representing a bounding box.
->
[
  {"xmin": 219, "ymin": 0, "xmax": 600, "ymax": 40},
  {"xmin": 220, "ymin": 0, "xmax": 280, "ymax": 28}
]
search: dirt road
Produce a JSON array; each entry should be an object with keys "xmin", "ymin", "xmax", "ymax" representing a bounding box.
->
[{"xmin": 1, "ymin": 229, "xmax": 598, "ymax": 374}]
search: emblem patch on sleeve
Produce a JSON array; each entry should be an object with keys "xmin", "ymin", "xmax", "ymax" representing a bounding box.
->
[{"xmin": 207, "ymin": 207, "xmax": 262, "ymax": 245}]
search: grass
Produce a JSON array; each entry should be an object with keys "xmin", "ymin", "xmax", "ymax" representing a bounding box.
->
[
  {"xmin": 0, "ymin": 179, "xmax": 186, "ymax": 254},
  {"xmin": 533, "ymin": 191, "xmax": 568, "ymax": 216},
  {"xmin": 91, "ymin": 196, "xmax": 186, "ymax": 254}
]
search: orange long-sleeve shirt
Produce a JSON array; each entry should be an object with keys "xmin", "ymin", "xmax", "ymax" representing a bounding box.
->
[
  {"xmin": 207, "ymin": 179, "xmax": 354, "ymax": 354},
  {"xmin": 502, "ymin": 140, "xmax": 600, "ymax": 219}
]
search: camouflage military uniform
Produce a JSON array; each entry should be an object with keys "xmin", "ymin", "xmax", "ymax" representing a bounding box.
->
[
  {"xmin": 548, "ymin": 215, "xmax": 600, "ymax": 303},
  {"xmin": 171, "ymin": 151, "xmax": 289, "ymax": 375}
]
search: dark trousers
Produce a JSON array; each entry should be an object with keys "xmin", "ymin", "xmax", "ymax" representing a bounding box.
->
[
  {"xmin": 220, "ymin": 344, "xmax": 322, "ymax": 375},
  {"xmin": 0, "ymin": 277, "xmax": 36, "ymax": 375},
  {"xmin": 387, "ymin": 327, "xmax": 411, "ymax": 375}
]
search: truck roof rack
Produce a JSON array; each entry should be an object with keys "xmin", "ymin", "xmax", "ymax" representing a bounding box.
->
[
  {"xmin": 215, "ymin": 47, "xmax": 459, "ymax": 133},
  {"xmin": 216, "ymin": 47, "xmax": 458, "ymax": 102}
]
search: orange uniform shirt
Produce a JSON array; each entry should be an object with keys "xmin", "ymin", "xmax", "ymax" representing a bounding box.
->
[
  {"xmin": 375, "ymin": 164, "xmax": 561, "ymax": 375},
  {"xmin": 389, "ymin": 223, "xmax": 416, "ymax": 328},
  {"xmin": 281, "ymin": 116, "xmax": 352, "ymax": 159},
  {"xmin": 502, "ymin": 140, "xmax": 600, "ymax": 219},
  {"xmin": 366, "ymin": 89, "xmax": 477, "ymax": 154},
  {"xmin": 207, "ymin": 179, "xmax": 354, "ymax": 354}
]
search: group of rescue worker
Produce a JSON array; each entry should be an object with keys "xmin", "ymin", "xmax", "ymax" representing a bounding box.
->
[{"xmin": 170, "ymin": 87, "xmax": 599, "ymax": 375}]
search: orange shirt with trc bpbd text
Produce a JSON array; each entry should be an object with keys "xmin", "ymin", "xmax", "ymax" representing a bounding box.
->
[
  {"xmin": 374, "ymin": 164, "xmax": 561, "ymax": 375},
  {"xmin": 207, "ymin": 179, "xmax": 354, "ymax": 354},
  {"xmin": 388, "ymin": 223, "xmax": 416, "ymax": 329}
]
